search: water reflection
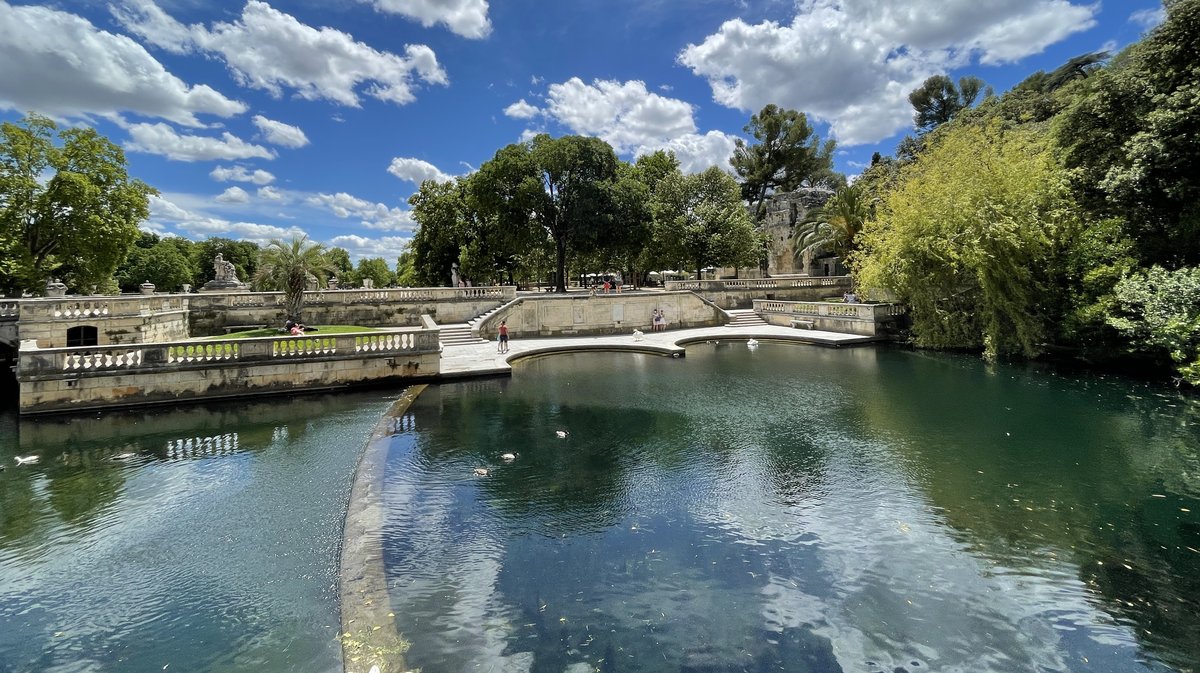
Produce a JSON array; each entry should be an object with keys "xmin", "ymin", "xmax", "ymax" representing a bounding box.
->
[
  {"xmin": 381, "ymin": 347, "xmax": 1198, "ymax": 673},
  {"xmin": 0, "ymin": 391, "xmax": 399, "ymax": 673}
]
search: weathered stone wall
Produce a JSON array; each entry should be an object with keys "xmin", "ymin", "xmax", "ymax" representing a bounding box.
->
[
  {"xmin": 754, "ymin": 299, "xmax": 907, "ymax": 337},
  {"xmin": 477, "ymin": 291, "xmax": 726, "ymax": 338},
  {"xmin": 186, "ymin": 287, "xmax": 514, "ymax": 335},
  {"xmin": 757, "ymin": 187, "xmax": 834, "ymax": 277},
  {"xmin": 664, "ymin": 276, "xmax": 854, "ymax": 309},
  {"xmin": 17, "ymin": 297, "xmax": 191, "ymax": 348},
  {"xmin": 17, "ymin": 329, "xmax": 438, "ymax": 414}
]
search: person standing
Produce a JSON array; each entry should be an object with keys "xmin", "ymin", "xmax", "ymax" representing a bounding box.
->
[{"xmin": 498, "ymin": 320, "xmax": 509, "ymax": 354}]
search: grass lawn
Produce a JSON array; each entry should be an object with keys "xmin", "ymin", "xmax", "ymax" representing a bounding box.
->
[{"xmin": 210, "ymin": 325, "xmax": 382, "ymax": 339}]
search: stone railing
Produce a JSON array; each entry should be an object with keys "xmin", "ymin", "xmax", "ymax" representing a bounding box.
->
[
  {"xmin": 192, "ymin": 286, "xmax": 515, "ymax": 309},
  {"xmin": 17, "ymin": 296, "xmax": 188, "ymax": 321},
  {"xmin": 665, "ymin": 276, "xmax": 850, "ymax": 291},
  {"xmin": 753, "ymin": 299, "xmax": 906, "ymax": 337},
  {"xmin": 20, "ymin": 328, "xmax": 439, "ymax": 376}
]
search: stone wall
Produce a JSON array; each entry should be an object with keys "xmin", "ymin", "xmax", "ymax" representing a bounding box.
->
[
  {"xmin": 17, "ymin": 297, "xmax": 191, "ymax": 348},
  {"xmin": 476, "ymin": 291, "xmax": 727, "ymax": 338},
  {"xmin": 186, "ymin": 287, "xmax": 514, "ymax": 335},
  {"xmin": 664, "ymin": 276, "xmax": 854, "ymax": 309},
  {"xmin": 17, "ymin": 328, "xmax": 439, "ymax": 415},
  {"xmin": 754, "ymin": 299, "xmax": 907, "ymax": 337}
]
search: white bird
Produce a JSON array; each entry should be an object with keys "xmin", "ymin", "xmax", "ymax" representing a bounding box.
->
[
  {"xmin": 111, "ymin": 453, "xmax": 137, "ymax": 461},
  {"xmin": 555, "ymin": 430, "xmax": 568, "ymax": 439},
  {"xmin": 501, "ymin": 453, "xmax": 517, "ymax": 462},
  {"xmin": 14, "ymin": 455, "xmax": 39, "ymax": 465},
  {"xmin": 746, "ymin": 339, "xmax": 759, "ymax": 348},
  {"xmin": 632, "ymin": 329, "xmax": 644, "ymax": 341},
  {"xmin": 473, "ymin": 467, "xmax": 490, "ymax": 476}
]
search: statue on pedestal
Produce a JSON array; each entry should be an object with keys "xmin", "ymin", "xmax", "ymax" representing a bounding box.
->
[{"xmin": 200, "ymin": 253, "xmax": 249, "ymax": 292}]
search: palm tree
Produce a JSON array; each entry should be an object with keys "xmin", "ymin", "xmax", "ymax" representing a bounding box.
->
[
  {"xmin": 791, "ymin": 184, "xmax": 870, "ymax": 265},
  {"xmin": 255, "ymin": 235, "xmax": 333, "ymax": 323}
]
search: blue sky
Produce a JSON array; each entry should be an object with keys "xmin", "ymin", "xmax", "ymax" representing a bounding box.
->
[{"xmin": 0, "ymin": 0, "xmax": 1166, "ymax": 265}]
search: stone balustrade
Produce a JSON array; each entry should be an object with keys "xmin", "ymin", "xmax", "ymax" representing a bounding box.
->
[
  {"xmin": 754, "ymin": 299, "xmax": 906, "ymax": 337},
  {"xmin": 20, "ymin": 328, "xmax": 438, "ymax": 377},
  {"xmin": 664, "ymin": 276, "xmax": 854, "ymax": 309},
  {"xmin": 0, "ymin": 301, "xmax": 18, "ymax": 320},
  {"xmin": 17, "ymin": 327, "xmax": 442, "ymax": 414},
  {"xmin": 190, "ymin": 285, "xmax": 514, "ymax": 310},
  {"xmin": 665, "ymin": 276, "xmax": 850, "ymax": 291},
  {"xmin": 18, "ymin": 296, "xmax": 188, "ymax": 320}
]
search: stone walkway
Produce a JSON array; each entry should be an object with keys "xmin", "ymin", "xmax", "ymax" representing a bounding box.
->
[{"xmin": 437, "ymin": 323, "xmax": 875, "ymax": 378}]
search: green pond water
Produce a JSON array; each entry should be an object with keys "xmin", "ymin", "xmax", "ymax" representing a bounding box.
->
[
  {"xmin": 380, "ymin": 344, "xmax": 1200, "ymax": 673},
  {"xmin": 1, "ymin": 343, "xmax": 1198, "ymax": 673}
]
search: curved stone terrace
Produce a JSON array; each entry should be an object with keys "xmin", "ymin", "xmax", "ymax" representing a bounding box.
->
[{"xmin": 438, "ymin": 321, "xmax": 874, "ymax": 378}]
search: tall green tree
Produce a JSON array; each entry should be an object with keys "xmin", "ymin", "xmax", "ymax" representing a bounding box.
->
[
  {"xmin": 355, "ymin": 257, "xmax": 395, "ymax": 288},
  {"xmin": 529, "ymin": 134, "xmax": 620, "ymax": 292},
  {"xmin": 409, "ymin": 179, "xmax": 471, "ymax": 286},
  {"xmin": 254, "ymin": 235, "xmax": 332, "ymax": 322},
  {"xmin": 854, "ymin": 122, "xmax": 1081, "ymax": 359},
  {"xmin": 116, "ymin": 238, "xmax": 196, "ymax": 292},
  {"xmin": 0, "ymin": 113, "xmax": 155, "ymax": 296},
  {"xmin": 1055, "ymin": 0, "xmax": 1200, "ymax": 266},
  {"xmin": 908, "ymin": 75, "xmax": 990, "ymax": 133},
  {"xmin": 730, "ymin": 105, "xmax": 837, "ymax": 221},
  {"xmin": 324, "ymin": 247, "xmax": 356, "ymax": 287},
  {"xmin": 652, "ymin": 166, "xmax": 759, "ymax": 277}
]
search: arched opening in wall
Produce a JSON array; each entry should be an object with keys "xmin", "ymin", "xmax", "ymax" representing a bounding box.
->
[
  {"xmin": 67, "ymin": 325, "xmax": 98, "ymax": 347},
  {"xmin": 0, "ymin": 341, "xmax": 16, "ymax": 409}
]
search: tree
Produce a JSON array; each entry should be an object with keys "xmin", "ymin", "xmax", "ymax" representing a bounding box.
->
[
  {"xmin": 731, "ymin": 106, "xmax": 836, "ymax": 217},
  {"xmin": 395, "ymin": 247, "xmax": 418, "ymax": 286},
  {"xmin": 853, "ymin": 122, "xmax": 1080, "ymax": 359},
  {"xmin": 730, "ymin": 105, "xmax": 837, "ymax": 221},
  {"xmin": 652, "ymin": 166, "xmax": 759, "ymax": 277},
  {"xmin": 355, "ymin": 257, "xmax": 395, "ymax": 288},
  {"xmin": 1054, "ymin": 0, "xmax": 1200, "ymax": 266},
  {"xmin": 528, "ymin": 135, "xmax": 620, "ymax": 292},
  {"xmin": 194, "ymin": 237, "xmax": 260, "ymax": 287},
  {"xmin": 1108, "ymin": 266, "xmax": 1200, "ymax": 385},
  {"xmin": 409, "ymin": 178, "xmax": 477, "ymax": 286},
  {"xmin": 790, "ymin": 183, "xmax": 870, "ymax": 262},
  {"xmin": 325, "ymin": 247, "xmax": 356, "ymax": 287},
  {"xmin": 116, "ymin": 239, "xmax": 196, "ymax": 292},
  {"xmin": 908, "ymin": 75, "xmax": 990, "ymax": 133},
  {"xmin": 0, "ymin": 113, "xmax": 155, "ymax": 296},
  {"xmin": 254, "ymin": 235, "xmax": 332, "ymax": 322}
]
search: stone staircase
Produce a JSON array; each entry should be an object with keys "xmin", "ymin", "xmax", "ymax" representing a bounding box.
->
[
  {"xmin": 438, "ymin": 323, "xmax": 487, "ymax": 348},
  {"xmin": 725, "ymin": 309, "xmax": 769, "ymax": 328},
  {"xmin": 438, "ymin": 302, "xmax": 514, "ymax": 349}
]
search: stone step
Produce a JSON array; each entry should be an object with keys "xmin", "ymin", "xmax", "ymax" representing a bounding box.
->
[
  {"xmin": 438, "ymin": 323, "xmax": 488, "ymax": 347},
  {"xmin": 725, "ymin": 309, "xmax": 769, "ymax": 328}
]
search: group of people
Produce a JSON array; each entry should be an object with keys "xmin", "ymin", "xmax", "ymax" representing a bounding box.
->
[
  {"xmin": 651, "ymin": 309, "xmax": 667, "ymax": 332},
  {"xmin": 842, "ymin": 291, "xmax": 860, "ymax": 304},
  {"xmin": 284, "ymin": 319, "xmax": 307, "ymax": 336}
]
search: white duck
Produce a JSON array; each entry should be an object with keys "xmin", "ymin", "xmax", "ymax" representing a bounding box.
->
[
  {"xmin": 555, "ymin": 430, "xmax": 568, "ymax": 439},
  {"xmin": 473, "ymin": 467, "xmax": 490, "ymax": 477},
  {"xmin": 632, "ymin": 329, "xmax": 644, "ymax": 341},
  {"xmin": 746, "ymin": 339, "xmax": 759, "ymax": 349},
  {"xmin": 501, "ymin": 453, "xmax": 517, "ymax": 462},
  {"xmin": 14, "ymin": 455, "xmax": 40, "ymax": 465}
]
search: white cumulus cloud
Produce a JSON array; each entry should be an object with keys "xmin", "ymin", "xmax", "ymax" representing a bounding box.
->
[
  {"xmin": 635, "ymin": 130, "xmax": 739, "ymax": 175},
  {"xmin": 210, "ymin": 165, "xmax": 275, "ymax": 185},
  {"xmin": 387, "ymin": 157, "xmax": 453, "ymax": 186},
  {"xmin": 257, "ymin": 186, "xmax": 286, "ymax": 202},
  {"xmin": 329, "ymin": 234, "xmax": 411, "ymax": 261},
  {"xmin": 215, "ymin": 186, "xmax": 250, "ymax": 203},
  {"xmin": 503, "ymin": 98, "xmax": 541, "ymax": 119},
  {"xmin": 252, "ymin": 115, "xmax": 309, "ymax": 148},
  {"xmin": 113, "ymin": 0, "xmax": 448, "ymax": 107},
  {"xmin": 545, "ymin": 78, "xmax": 696, "ymax": 153},
  {"xmin": 147, "ymin": 193, "xmax": 306, "ymax": 244},
  {"xmin": 307, "ymin": 192, "xmax": 414, "ymax": 231},
  {"xmin": 0, "ymin": 1, "xmax": 244, "ymax": 125},
  {"xmin": 361, "ymin": 0, "xmax": 490, "ymax": 39},
  {"xmin": 126, "ymin": 122, "xmax": 276, "ymax": 161},
  {"xmin": 678, "ymin": 0, "xmax": 1097, "ymax": 144}
]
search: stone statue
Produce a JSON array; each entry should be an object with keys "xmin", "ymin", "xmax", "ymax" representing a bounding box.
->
[
  {"xmin": 213, "ymin": 253, "xmax": 239, "ymax": 282},
  {"xmin": 200, "ymin": 253, "xmax": 248, "ymax": 292}
]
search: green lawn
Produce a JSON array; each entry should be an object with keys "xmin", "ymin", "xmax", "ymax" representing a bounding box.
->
[{"xmin": 210, "ymin": 325, "xmax": 382, "ymax": 339}]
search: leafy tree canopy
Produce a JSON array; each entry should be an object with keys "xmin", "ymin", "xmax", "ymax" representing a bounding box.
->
[
  {"xmin": 908, "ymin": 75, "xmax": 991, "ymax": 133},
  {"xmin": 254, "ymin": 235, "xmax": 331, "ymax": 322},
  {"xmin": 730, "ymin": 105, "xmax": 837, "ymax": 220},
  {"xmin": 652, "ymin": 166, "xmax": 759, "ymax": 277},
  {"xmin": 0, "ymin": 113, "xmax": 155, "ymax": 296}
]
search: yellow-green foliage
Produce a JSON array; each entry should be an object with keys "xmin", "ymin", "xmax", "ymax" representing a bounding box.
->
[{"xmin": 854, "ymin": 122, "xmax": 1080, "ymax": 358}]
